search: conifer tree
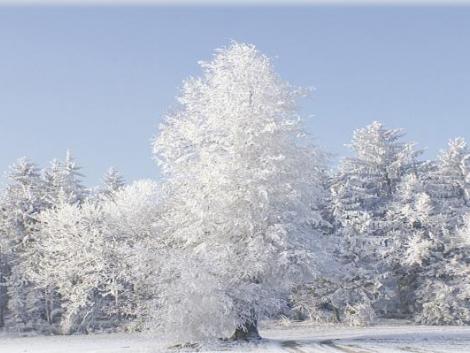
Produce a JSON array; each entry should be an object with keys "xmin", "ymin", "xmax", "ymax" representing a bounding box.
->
[
  {"xmin": 404, "ymin": 210, "xmax": 470, "ymax": 324},
  {"xmin": 427, "ymin": 138, "xmax": 470, "ymax": 230},
  {"xmin": 100, "ymin": 167, "xmax": 125, "ymax": 200},
  {"xmin": 0, "ymin": 158, "xmax": 47, "ymax": 330},
  {"xmin": 386, "ymin": 174, "xmax": 440, "ymax": 316},
  {"xmin": 42, "ymin": 151, "xmax": 87, "ymax": 207},
  {"xmin": 330, "ymin": 121, "xmax": 421, "ymax": 316}
]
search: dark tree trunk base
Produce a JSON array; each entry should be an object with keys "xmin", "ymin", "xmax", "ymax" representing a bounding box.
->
[
  {"xmin": 169, "ymin": 342, "xmax": 201, "ymax": 350},
  {"xmin": 229, "ymin": 321, "xmax": 261, "ymax": 341}
]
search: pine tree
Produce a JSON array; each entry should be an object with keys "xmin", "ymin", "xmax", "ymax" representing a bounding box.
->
[
  {"xmin": 0, "ymin": 158, "xmax": 47, "ymax": 330},
  {"xmin": 386, "ymin": 173, "xmax": 441, "ymax": 316},
  {"xmin": 427, "ymin": 138, "xmax": 470, "ymax": 230},
  {"xmin": 404, "ymin": 210, "xmax": 470, "ymax": 325},
  {"xmin": 42, "ymin": 150, "xmax": 87, "ymax": 207},
  {"xmin": 388, "ymin": 166, "xmax": 470, "ymax": 324},
  {"xmin": 100, "ymin": 167, "xmax": 125, "ymax": 200},
  {"xmin": 152, "ymin": 42, "xmax": 328, "ymax": 342},
  {"xmin": 330, "ymin": 122, "xmax": 421, "ymax": 317}
]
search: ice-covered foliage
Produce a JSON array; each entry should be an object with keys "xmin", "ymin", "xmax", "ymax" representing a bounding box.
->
[
  {"xmin": 400, "ymin": 202, "xmax": 470, "ymax": 324},
  {"xmin": 330, "ymin": 122, "xmax": 421, "ymax": 317},
  {"xmin": 416, "ymin": 212, "xmax": 470, "ymax": 324},
  {"xmin": 290, "ymin": 280, "xmax": 341, "ymax": 323},
  {"xmin": 101, "ymin": 179, "xmax": 160, "ymax": 329},
  {"xmin": 343, "ymin": 301, "xmax": 376, "ymax": 326},
  {"xmin": 0, "ymin": 158, "xmax": 48, "ymax": 330},
  {"xmin": 100, "ymin": 167, "xmax": 126, "ymax": 200},
  {"xmin": 290, "ymin": 274, "xmax": 380, "ymax": 326},
  {"xmin": 42, "ymin": 151, "xmax": 87, "ymax": 207},
  {"xmin": 331, "ymin": 121, "xmax": 421, "ymax": 235},
  {"xmin": 426, "ymin": 138, "xmax": 470, "ymax": 230},
  {"xmin": 1, "ymin": 43, "xmax": 470, "ymax": 337},
  {"xmin": 152, "ymin": 42, "xmax": 328, "ymax": 342},
  {"xmin": 384, "ymin": 174, "xmax": 438, "ymax": 315},
  {"xmin": 33, "ymin": 200, "xmax": 111, "ymax": 333},
  {"xmin": 394, "ymin": 139, "xmax": 470, "ymax": 325},
  {"xmin": 416, "ymin": 281, "xmax": 470, "ymax": 325},
  {"xmin": 27, "ymin": 179, "xmax": 160, "ymax": 334},
  {"xmin": 404, "ymin": 231, "xmax": 433, "ymax": 266}
]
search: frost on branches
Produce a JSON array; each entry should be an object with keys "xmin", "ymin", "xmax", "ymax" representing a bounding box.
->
[
  {"xmin": 34, "ymin": 200, "xmax": 110, "ymax": 334},
  {"xmin": 2, "ymin": 42, "xmax": 470, "ymax": 338},
  {"xmin": 101, "ymin": 179, "xmax": 161, "ymax": 330},
  {"xmin": 0, "ymin": 158, "xmax": 47, "ymax": 330},
  {"xmin": 99, "ymin": 167, "xmax": 126, "ymax": 200},
  {"xmin": 42, "ymin": 151, "xmax": 87, "ymax": 207},
  {"xmin": 328, "ymin": 122, "xmax": 421, "ymax": 319},
  {"xmin": 427, "ymin": 138, "xmax": 470, "ymax": 230},
  {"xmin": 152, "ymin": 42, "xmax": 328, "ymax": 342},
  {"xmin": 404, "ymin": 207, "xmax": 470, "ymax": 325}
]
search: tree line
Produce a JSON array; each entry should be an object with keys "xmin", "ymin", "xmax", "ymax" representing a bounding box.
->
[{"xmin": 0, "ymin": 42, "xmax": 469, "ymax": 341}]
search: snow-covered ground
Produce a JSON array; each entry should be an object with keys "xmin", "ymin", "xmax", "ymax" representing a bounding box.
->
[{"xmin": 1, "ymin": 321, "xmax": 470, "ymax": 353}]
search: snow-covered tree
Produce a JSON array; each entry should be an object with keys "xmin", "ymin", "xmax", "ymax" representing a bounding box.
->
[
  {"xmin": 99, "ymin": 167, "xmax": 125, "ymax": 200},
  {"xmin": 30, "ymin": 179, "xmax": 160, "ymax": 334},
  {"xmin": 409, "ymin": 220, "xmax": 470, "ymax": 325},
  {"xmin": 0, "ymin": 158, "xmax": 47, "ymax": 330},
  {"xmin": 42, "ymin": 151, "xmax": 87, "ymax": 207},
  {"xmin": 426, "ymin": 138, "xmax": 470, "ymax": 230},
  {"xmin": 330, "ymin": 122, "xmax": 421, "ymax": 317},
  {"xmin": 403, "ymin": 210, "xmax": 470, "ymax": 325},
  {"xmin": 100, "ymin": 179, "xmax": 160, "ymax": 329},
  {"xmin": 331, "ymin": 121, "xmax": 421, "ymax": 234},
  {"xmin": 33, "ymin": 200, "xmax": 111, "ymax": 334},
  {"xmin": 385, "ymin": 173, "xmax": 442, "ymax": 316},
  {"xmin": 387, "ymin": 173, "xmax": 470, "ymax": 325},
  {"xmin": 152, "ymin": 42, "xmax": 328, "ymax": 342}
]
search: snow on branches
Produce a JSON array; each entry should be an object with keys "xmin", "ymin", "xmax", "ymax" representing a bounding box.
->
[
  {"xmin": 0, "ymin": 43, "xmax": 469, "ymax": 338},
  {"xmin": 152, "ymin": 42, "xmax": 328, "ymax": 341}
]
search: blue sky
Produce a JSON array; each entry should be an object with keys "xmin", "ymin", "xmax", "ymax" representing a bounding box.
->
[{"xmin": 1, "ymin": 5, "xmax": 470, "ymax": 185}]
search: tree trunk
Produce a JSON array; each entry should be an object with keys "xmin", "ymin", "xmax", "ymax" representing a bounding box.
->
[{"xmin": 230, "ymin": 320, "xmax": 261, "ymax": 341}]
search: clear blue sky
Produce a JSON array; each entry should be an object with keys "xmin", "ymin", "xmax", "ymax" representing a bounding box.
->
[{"xmin": 1, "ymin": 5, "xmax": 470, "ymax": 185}]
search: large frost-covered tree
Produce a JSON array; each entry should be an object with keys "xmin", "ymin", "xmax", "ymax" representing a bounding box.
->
[{"xmin": 152, "ymin": 42, "xmax": 328, "ymax": 342}]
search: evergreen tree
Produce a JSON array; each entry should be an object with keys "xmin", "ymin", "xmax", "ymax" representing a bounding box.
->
[
  {"xmin": 386, "ymin": 174, "xmax": 442, "ymax": 316},
  {"xmin": 100, "ymin": 167, "xmax": 125, "ymax": 200},
  {"xmin": 427, "ymin": 138, "xmax": 470, "ymax": 230},
  {"xmin": 0, "ymin": 158, "xmax": 47, "ymax": 330},
  {"xmin": 330, "ymin": 121, "xmax": 421, "ymax": 317},
  {"xmin": 42, "ymin": 150, "xmax": 87, "ymax": 207},
  {"xmin": 404, "ymin": 210, "xmax": 470, "ymax": 325}
]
